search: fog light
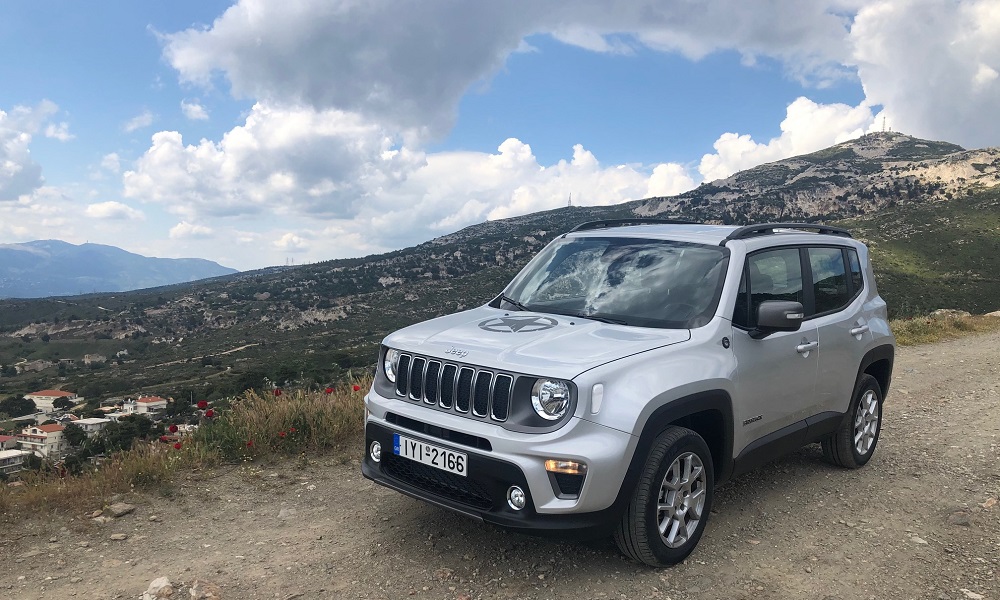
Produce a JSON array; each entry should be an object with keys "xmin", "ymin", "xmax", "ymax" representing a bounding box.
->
[
  {"xmin": 507, "ymin": 486, "xmax": 526, "ymax": 510},
  {"xmin": 370, "ymin": 441, "xmax": 382, "ymax": 462},
  {"xmin": 544, "ymin": 459, "xmax": 587, "ymax": 475}
]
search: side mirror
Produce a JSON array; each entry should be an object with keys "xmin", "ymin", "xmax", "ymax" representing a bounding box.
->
[{"xmin": 750, "ymin": 301, "xmax": 804, "ymax": 339}]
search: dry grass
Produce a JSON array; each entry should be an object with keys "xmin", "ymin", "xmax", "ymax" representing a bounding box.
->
[
  {"xmin": 0, "ymin": 443, "xmax": 193, "ymax": 520},
  {"xmin": 190, "ymin": 376, "xmax": 369, "ymax": 460},
  {"xmin": 891, "ymin": 313, "xmax": 1000, "ymax": 346},
  {"xmin": 0, "ymin": 376, "xmax": 370, "ymax": 519}
]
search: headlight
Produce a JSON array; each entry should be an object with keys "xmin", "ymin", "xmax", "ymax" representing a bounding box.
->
[
  {"xmin": 384, "ymin": 348, "xmax": 400, "ymax": 383},
  {"xmin": 531, "ymin": 379, "xmax": 571, "ymax": 420}
]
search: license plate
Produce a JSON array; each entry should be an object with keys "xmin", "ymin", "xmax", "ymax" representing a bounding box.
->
[{"xmin": 393, "ymin": 434, "xmax": 467, "ymax": 477}]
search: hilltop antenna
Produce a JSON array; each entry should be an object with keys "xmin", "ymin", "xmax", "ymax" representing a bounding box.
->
[{"xmin": 568, "ymin": 193, "xmax": 572, "ymax": 207}]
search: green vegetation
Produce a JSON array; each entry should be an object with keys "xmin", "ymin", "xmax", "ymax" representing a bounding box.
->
[{"xmin": 840, "ymin": 186, "xmax": 1000, "ymax": 317}]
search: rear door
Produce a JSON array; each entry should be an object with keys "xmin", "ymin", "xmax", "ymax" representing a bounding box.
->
[{"xmin": 808, "ymin": 246, "xmax": 872, "ymax": 414}]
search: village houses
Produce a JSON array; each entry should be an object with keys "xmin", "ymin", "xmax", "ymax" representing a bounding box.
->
[
  {"xmin": 15, "ymin": 424, "xmax": 68, "ymax": 458},
  {"xmin": 23, "ymin": 389, "xmax": 82, "ymax": 412}
]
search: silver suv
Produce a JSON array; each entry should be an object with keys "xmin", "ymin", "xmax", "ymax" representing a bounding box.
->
[{"xmin": 362, "ymin": 220, "xmax": 895, "ymax": 566}]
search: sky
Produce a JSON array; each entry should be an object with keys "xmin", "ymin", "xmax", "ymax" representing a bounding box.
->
[{"xmin": 1, "ymin": 0, "xmax": 999, "ymax": 271}]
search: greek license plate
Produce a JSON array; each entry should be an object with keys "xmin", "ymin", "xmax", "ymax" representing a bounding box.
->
[{"xmin": 393, "ymin": 434, "xmax": 467, "ymax": 477}]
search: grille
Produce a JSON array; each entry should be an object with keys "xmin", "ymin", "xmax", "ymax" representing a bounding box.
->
[
  {"xmin": 553, "ymin": 472, "xmax": 585, "ymax": 497},
  {"xmin": 395, "ymin": 353, "xmax": 513, "ymax": 423},
  {"xmin": 382, "ymin": 454, "xmax": 493, "ymax": 510}
]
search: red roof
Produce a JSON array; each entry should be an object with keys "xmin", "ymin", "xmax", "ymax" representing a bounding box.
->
[
  {"xmin": 0, "ymin": 435, "xmax": 14, "ymax": 442},
  {"xmin": 136, "ymin": 396, "xmax": 167, "ymax": 403},
  {"xmin": 29, "ymin": 389, "xmax": 76, "ymax": 397},
  {"xmin": 37, "ymin": 424, "xmax": 65, "ymax": 433}
]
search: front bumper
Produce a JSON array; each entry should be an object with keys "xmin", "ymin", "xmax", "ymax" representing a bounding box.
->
[{"xmin": 362, "ymin": 421, "xmax": 625, "ymax": 537}]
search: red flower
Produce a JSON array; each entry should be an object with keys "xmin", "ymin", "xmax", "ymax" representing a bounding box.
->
[
  {"xmin": 246, "ymin": 440, "xmax": 254, "ymax": 448},
  {"xmin": 289, "ymin": 427, "xmax": 296, "ymax": 433},
  {"xmin": 324, "ymin": 387, "xmax": 333, "ymax": 394},
  {"xmin": 279, "ymin": 431, "xmax": 287, "ymax": 438},
  {"xmin": 173, "ymin": 442, "xmax": 182, "ymax": 450},
  {"xmin": 353, "ymin": 384, "xmax": 361, "ymax": 392},
  {"xmin": 168, "ymin": 424, "xmax": 178, "ymax": 433},
  {"xmin": 274, "ymin": 389, "xmax": 282, "ymax": 396},
  {"xmin": 205, "ymin": 409, "xmax": 214, "ymax": 418},
  {"xmin": 197, "ymin": 400, "xmax": 208, "ymax": 409}
]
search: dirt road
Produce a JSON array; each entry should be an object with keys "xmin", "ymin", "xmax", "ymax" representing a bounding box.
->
[{"xmin": 2, "ymin": 331, "xmax": 999, "ymax": 600}]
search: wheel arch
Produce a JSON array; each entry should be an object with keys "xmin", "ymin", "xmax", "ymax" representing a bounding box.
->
[
  {"xmin": 857, "ymin": 344, "xmax": 894, "ymax": 398},
  {"xmin": 629, "ymin": 391, "xmax": 735, "ymax": 489}
]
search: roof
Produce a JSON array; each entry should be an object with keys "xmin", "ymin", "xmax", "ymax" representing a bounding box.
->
[
  {"xmin": 36, "ymin": 424, "xmax": 65, "ymax": 433},
  {"xmin": 567, "ymin": 222, "xmax": 857, "ymax": 247},
  {"xmin": 75, "ymin": 418, "xmax": 111, "ymax": 425},
  {"xmin": 136, "ymin": 396, "xmax": 167, "ymax": 403},
  {"xmin": 0, "ymin": 435, "xmax": 14, "ymax": 442},
  {"xmin": 28, "ymin": 389, "xmax": 77, "ymax": 397},
  {"xmin": 0, "ymin": 449, "xmax": 29, "ymax": 460}
]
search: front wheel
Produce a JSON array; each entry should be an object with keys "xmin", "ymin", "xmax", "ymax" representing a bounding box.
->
[
  {"xmin": 614, "ymin": 426, "xmax": 714, "ymax": 566},
  {"xmin": 822, "ymin": 374, "xmax": 883, "ymax": 468}
]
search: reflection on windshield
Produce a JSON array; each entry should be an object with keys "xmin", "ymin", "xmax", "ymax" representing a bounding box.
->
[{"xmin": 504, "ymin": 237, "xmax": 729, "ymax": 329}]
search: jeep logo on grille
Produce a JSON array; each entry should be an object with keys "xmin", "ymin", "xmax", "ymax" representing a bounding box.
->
[
  {"xmin": 478, "ymin": 315, "xmax": 558, "ymax": 333},
  {"xmin": 445, "ymin": 346, "xmax": 469, "ymax": 358}
]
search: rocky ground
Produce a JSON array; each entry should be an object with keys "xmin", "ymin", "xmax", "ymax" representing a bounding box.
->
[{"xmin": 1, "ymin": 331, "xmax": 998, "ymax": 600}]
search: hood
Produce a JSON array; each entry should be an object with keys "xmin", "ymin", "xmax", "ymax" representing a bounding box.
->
[{"xmin": 383, "ymin": 305, "xmax": 690, "ymax": 380}]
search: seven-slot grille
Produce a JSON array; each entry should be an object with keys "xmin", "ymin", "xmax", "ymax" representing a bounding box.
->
[{"xmin": 395, "ymin": 353, "xmax": 512, "ymax": 422}]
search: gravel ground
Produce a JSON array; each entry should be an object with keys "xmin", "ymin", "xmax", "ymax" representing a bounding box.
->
[{"xmin": 2, "ymin": 331, "xmax": 998, "ymax": 600}]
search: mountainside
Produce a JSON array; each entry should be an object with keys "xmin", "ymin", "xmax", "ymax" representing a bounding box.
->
[
  {"xmin": 0, "ymin": 240, "xmax": 238, "ymax": 298},
  {"xmin": 0, "ymin": 132, "xmax": 997, "ymax": 403}
]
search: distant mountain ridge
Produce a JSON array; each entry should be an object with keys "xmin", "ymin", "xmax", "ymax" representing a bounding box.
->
[{"xmin": 0, "ymin": 240, "xmax": 238, "ymax": 298}]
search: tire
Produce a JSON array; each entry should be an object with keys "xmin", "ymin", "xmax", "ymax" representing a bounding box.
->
[
  {"xmin": 822, "ymin": 374, "xmax": 883, "ymax": 468},
  {"xmin": 614, "ymin": 426, "xmax": 714, "ymax": 567}
]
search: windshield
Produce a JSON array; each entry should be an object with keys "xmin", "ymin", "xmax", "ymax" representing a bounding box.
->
[{"xmin": 500, "ymin": 236, "xmax": 730, "ymax": 329}]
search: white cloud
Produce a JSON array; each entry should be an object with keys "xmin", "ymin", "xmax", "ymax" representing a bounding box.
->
[
  {"xmin": 850, "ymin": 0, "xmax": 1000, "ymax": 148},
  {"xmin": 180, "ymin": 99, "xmax": 209, "ymax": 120},
  {"xmin": 85, "ymin": 201, "xmax": 144, "ymax": 220},
  {"xmin": 169, "ymin": 221, "xmax": 214, "ymax": 239},
  {"xmin": 0, "ymin": 100, "xmax": 59, "ymax": 201},
  {"xmin": 124, "ymin": 110, "xmax": 154, "ymax": 132},
  {"xmin": 101, "ymin": 153, "xmax": 121, "ymax": 173},
  {"xmin": 161, "ymin": 1, "xmax": 857, "ymax": 135},
  {"xmin": 698, "ymin": 97, "xmax": 874, "ymax": 181},
  {"xmin": 273, "ymin": 232, "xmax": 308, "ymax": 252},
  {"xmin": 44, "ymin": 122, "xmax": 74, "ymax": 141}
]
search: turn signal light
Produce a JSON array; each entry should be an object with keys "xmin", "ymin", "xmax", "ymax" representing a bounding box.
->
[{"xmin": 544, "ymin": 460, "xmax": 587, "ymax": 475}]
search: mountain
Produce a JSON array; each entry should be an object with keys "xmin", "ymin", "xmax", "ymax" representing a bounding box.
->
[
  {"xmin": 0, "ymin": 132, "xmax": 997, "ymax": 402},
  {"xmin": 0, "ymin": 240, "xmax": 238, "ymax": 298}
]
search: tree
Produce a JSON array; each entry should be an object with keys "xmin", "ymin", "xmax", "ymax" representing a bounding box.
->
[
  {"xmin": 53, "ymin": 396, "xmax": 75, "ymax": 411},
  {"xmin": 63, "ymin": 423, "xmax": 87, "ymax": 447},
  {"xmin": 0, "ymin": 396, "xmax": 36, "ymax": 418}
]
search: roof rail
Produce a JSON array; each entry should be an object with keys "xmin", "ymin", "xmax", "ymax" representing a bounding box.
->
[
  {"xmin": 569, "ymin": 218, "xmax": 701, "ymax": 233},
  {"xmin": 720, "ymin": 222, "xmax": 852, "ymax": 245}
]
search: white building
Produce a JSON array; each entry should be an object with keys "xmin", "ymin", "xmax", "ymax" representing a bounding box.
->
[
  {"xmin": 23, "ymin": 390, "xmax": 81, "ymax": 412},
  {"xmin": 0, "ymin": 449, "xmax": 30, "ymax": 475},
  {"xmin": 15, "ymin": 424, "xmax": 68, "ymax": 458},
  {"xmin": 74, "ymin": 417, "xmax": 111, "ymax": 437},
  {"xmin": 127, "ymin": 396, "xmax": 168, "ymax": 416}
]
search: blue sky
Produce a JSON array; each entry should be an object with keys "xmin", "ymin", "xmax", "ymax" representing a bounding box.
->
[{"xmin": 1, "ymin": 1, "xmax": 998, "ymax": 270}]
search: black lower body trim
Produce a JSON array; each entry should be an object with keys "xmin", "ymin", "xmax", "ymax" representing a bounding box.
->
[{"xmin": 362, "ymin": 421, "xmax": 621, "ymax": 539}]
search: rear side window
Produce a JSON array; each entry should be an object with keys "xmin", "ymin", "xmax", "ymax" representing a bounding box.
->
[
  {"xmin": 848, "ymin": 249, "xmax": 864, "ymax": 293},
  {"xmin": 808, "ymin": 247, "xmax": 850, "ymax": 314}
]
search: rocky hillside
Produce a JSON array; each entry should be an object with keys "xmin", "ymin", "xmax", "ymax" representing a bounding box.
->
[{"xmin": 0, "ymin": 132, "xmax": 997, "ymax": 400}]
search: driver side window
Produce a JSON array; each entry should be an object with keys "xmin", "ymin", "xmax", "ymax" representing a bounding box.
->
[{"xmin": 733, "ymin": 248, "xmax": 804, "ymax": 328}]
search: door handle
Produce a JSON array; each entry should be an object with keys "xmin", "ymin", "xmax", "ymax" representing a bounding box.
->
[
  {"xmin": 796, "ymin": 341, "xmax": 819, "ymax": 354},
  {"xmin": 850, "ymin": 325, "xmax": 869, "ymax": 336}
]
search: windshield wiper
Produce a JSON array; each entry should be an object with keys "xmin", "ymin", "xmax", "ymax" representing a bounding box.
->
[
  {"xmin": 498, "ymin": 294, "xmax": 530, "ymax": 311},
  {"xmin": 578, "ymin": 313, "xmax": 629, "ymax": 326}
]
